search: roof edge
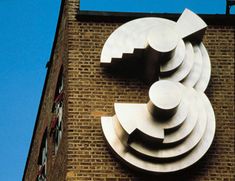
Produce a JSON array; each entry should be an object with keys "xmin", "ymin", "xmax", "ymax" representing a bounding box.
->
[
  {"xmin": 77, "ymin": 10, "xmax": 235, "ymax": 25},
  {"xmin": 22, "ymin": 0, "xmax": 65, "ymax": 180}
]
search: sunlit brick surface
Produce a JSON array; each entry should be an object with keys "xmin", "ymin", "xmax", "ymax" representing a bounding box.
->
[{"xmin": 24, "ymin": 0, "xmax": 234, "ymax": 180}]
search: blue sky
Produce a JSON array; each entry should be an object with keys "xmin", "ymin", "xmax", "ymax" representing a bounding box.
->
[
  {"xmin": 0, "ymin": 0, "xmax": 234, "ymax": 180},
  {"xmin": 0, "ymin": 0, "xmax": 60, "ymax": 180},
  {"xmin": 81, "ymin": 0, "xmax": 235, "ymax": 14}
]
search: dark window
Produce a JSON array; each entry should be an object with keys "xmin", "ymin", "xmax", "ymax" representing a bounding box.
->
[
  {"xmin": 37, "ymin": 129, "xmax": 47, "ymax": 181},
  {"xmin": 50, "ymin": 66, "xmax": 64, "ymax": 154}
]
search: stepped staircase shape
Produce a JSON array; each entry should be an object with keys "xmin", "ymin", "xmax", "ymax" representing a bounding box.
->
[
  {"xmin": 100, "ymin": 9, "xmax": 216, "ymax": 174},
  {"xmin": 101, "ymin": 9, "xmax": 211, "ymax": 92}
]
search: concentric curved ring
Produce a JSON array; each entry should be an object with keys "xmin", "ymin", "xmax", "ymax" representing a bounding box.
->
[{"xmin": 100, "ymin": 9, "xmax": 215, "ymax": 174}]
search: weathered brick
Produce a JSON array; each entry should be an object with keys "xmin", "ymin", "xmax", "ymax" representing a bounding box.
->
[{"xmin": 24, "ymin": 0, "xmax": 235, "ymax": 180}]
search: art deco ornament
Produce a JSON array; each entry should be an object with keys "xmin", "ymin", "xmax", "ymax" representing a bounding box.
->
[{"xmin": 100, "ymin": 9, "xmax": 216, "ymax": 174}]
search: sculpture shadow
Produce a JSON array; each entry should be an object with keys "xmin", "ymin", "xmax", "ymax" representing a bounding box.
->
[{"xmin": 101, "ymin": 48, "xmax": 160, "ymax": 85}]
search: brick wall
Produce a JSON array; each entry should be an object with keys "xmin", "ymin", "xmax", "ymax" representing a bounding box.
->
[
  {"xmin": 24, "ymin": 0, "xmax": 235, "ymax": 180},
  {"xmin": 23, "ymin": 1, "xmax": 68, "ymax": 180},
  {"xmin": 66, "ymin": 1, "xmax": 234, "ymax": 181}
]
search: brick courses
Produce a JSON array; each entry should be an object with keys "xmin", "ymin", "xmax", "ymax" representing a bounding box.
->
[
  {"xmin": 23, "ymin": 0, "xmax": 68, "ymax": 180},
  {"xmin": 24, "ymin": 0, "xmax": 234, "ymax": 180}
]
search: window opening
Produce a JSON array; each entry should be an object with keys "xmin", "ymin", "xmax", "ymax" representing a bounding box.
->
[
  {"xmin": 37, "ymin": 129, "xmax": 48, "ymax": 181},
  {"xmin": 50, "ymin": 66, "xmax": 64, "ymax": 154}
]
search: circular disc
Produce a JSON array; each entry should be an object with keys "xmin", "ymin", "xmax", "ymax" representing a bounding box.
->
[{"xmin": 149, "ymin": 80, "xmax": 182, "ymax": 110}]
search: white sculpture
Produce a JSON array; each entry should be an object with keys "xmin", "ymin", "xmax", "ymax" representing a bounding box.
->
[{"xmin": 100, "ymin": 9, "xmax": 216, "ymax": 174}]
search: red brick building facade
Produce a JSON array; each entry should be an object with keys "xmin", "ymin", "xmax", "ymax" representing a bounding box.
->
[{"xmin": 23, "ymin": 0, "xmax": 235, "ymax": 180}]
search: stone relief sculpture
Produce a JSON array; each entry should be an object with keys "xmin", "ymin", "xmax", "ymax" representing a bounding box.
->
[{"xmin": 100, "ymin": 9, "xmax": 216, "ymax": 174}]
